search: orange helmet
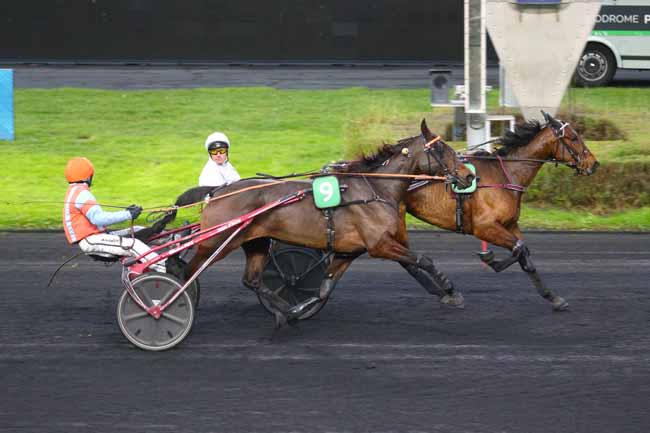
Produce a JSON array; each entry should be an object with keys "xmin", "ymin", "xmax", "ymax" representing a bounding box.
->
[{"xmin": 65, "ymin": 157, "xmax": 95, "ymax": 183}]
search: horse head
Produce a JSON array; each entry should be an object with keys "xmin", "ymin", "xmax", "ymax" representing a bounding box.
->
[
  {"xmin": 419, "ymin": 119, "xmax": 475, "ymax": 188},
  {"xmin": 542, "ymin": 111, "xmax": 599, "ymax": 176}
]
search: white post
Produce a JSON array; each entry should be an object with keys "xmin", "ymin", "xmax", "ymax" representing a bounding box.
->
[{"xmin": 465, "ymin": 0, "xmax": 487, "ymax": 151}]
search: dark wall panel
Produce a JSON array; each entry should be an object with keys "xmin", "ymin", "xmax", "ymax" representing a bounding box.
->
[{"xmin": 0, "ymin": 0, "xmax": 493, "ymax": 63}]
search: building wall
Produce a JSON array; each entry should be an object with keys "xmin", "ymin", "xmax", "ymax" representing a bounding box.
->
[{"xmin": 0, "ymin": 0, "xmax": 496, "ymax": 63}]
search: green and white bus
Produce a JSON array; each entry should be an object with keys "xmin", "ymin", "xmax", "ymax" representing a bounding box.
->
[{"xmin": 576, "ymin": 0, "xmax": 650, "ymax": 86}]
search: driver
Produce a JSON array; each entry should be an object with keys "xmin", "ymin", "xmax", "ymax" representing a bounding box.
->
[
  {"xmin": 62, "ymin": 157, "xmax": 166, "ymax": 273},
  {"xmin": 198, "ymin": 131, "xmax": 241, "ymax": 187}
]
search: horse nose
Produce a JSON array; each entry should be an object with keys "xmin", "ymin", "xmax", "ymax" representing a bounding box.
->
[{"xmin": 587, "ymin": 161, "xmax": 600, "ymax": 175}]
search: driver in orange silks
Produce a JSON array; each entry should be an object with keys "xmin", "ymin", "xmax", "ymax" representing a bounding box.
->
[{"xmin": 62, "ymin": 157, "xmax": 166, "ymax": 272}]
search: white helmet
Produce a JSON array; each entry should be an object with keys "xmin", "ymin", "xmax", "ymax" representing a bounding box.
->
[{"xmin": 204, "ymin": 131, "xmax": 230, "ymax": 151}]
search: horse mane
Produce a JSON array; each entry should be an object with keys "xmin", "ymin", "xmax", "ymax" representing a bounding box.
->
[
  {"xmin": 340, "ymin": 135, "xmax": 421, "ymax": 172},
  {"xmin": 494, "ymin": 120, "xmax": 543, "ymax": 156}
]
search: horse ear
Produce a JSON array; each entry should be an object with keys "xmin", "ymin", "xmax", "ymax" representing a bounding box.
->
[
  {"xmin": 420, "ymin": 118, "xmax": 434, "ymax": 141},
  {"xmin": 541, "ymin": 110, "xmax": 551, "ymax": 123}
]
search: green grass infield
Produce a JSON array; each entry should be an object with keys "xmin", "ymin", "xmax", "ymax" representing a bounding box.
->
[{"xmin": 0, "ymin": 86, "xmax": 648, "ymax": 231}]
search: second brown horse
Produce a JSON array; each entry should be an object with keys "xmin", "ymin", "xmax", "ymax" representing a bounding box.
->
[{"xmin": 402, "ymin": 112, "xmax": 599, "ymax": 311}]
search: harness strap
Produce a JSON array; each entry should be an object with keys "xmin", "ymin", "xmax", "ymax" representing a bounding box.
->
[
  {"xmin": 455, "ymin": 193, "xmax": 465, "ymax": 234},
  {"xmin": 477, "ymin": 154, "xmax": 527, "ymax": 193},
  {"xmin": 323, "ymin": 208, "xmax": 335, "ymax": 252},
  {"xmin": 478, "ymin": 183, "xmax": 526, "ymax": 192}
]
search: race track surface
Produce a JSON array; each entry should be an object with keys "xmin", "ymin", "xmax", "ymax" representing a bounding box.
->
[{"xmin": 1, "ymin": 231, "xmax": 649, "ymax": 433}]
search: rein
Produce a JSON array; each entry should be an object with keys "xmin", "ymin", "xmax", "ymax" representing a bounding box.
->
[
  {"xmin": 145, "ymin": 180, "xmax": 290, "ymax": 212},
  {"xmin": 143, "ymin": 172, "xmax": 449, "ymax": 214},
  {"xmin": 318, "ymin": 172, "xmax": 447, "ymax": 181},
  {"xmin": 462, "ymin": 154, "xmax": 568, "ymax": 165}
]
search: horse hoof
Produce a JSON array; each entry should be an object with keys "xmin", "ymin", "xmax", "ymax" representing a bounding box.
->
[
  {"xmin": 552, "ymin": 297, "xmax": 569, "ymax": 311},
  {"xmin": 288, "ymin": 297, "xmax": 320, "ymax": 319},
  {"xmin": 440, "ymin": 292, "xmax": 465, "ymax": 308},
  {"xmin": 477, "ymin": 250, "xmax": 495, "ymax": 264}
]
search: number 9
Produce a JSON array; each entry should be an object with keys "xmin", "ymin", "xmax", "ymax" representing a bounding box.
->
[{"xmin": 319, "ymin": 182, "xmax": 333, "ymax": 202}]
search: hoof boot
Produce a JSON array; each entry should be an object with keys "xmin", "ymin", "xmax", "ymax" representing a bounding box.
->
[
  {"xmin": 440, "ymin": 291, "xmax": 465, "ymax": 309},
  {"xmin": 552, "ymin": 297, "xmax": 569, "ymax": 311},
  {"xmin": 288, "ymin": 297, "xmax": 321, "ymax": 319}
]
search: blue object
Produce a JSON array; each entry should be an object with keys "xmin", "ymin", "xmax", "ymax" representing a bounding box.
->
[{"xmin": 0, "ymin": 69, "xmax": 14, "ymax": 141}]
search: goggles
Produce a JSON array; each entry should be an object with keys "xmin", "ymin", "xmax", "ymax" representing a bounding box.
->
[{"xmin": 208, "ymin": 148, "xmax": 228, "ymax": 155}]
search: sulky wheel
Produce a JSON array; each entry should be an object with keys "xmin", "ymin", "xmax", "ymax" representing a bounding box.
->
[
  {"xmin": 259, "ymin": 245, "xmax": 329, "ymax": 320},
  {"xmin": 163, "ymin": 255, "xmax": 200, "ymax": 310},
  {"xmin": 117, "ymin": 272, "xmax": 194, "ymax": 351},
  {"xmin": 184, "ymin": 278, "xmax": 201, "ymax": 310}
]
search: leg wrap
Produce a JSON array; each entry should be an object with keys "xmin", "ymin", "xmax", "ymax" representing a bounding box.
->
[
  {"xmin": 412, "ymin": 255, "xmax": 455, "ymax": 296},
  {"xmin": 482, "ymin": 240, "xmax": 527, "ymax": 273},
  {"xmin": 320, "ymin": 277, "xmax": 337, "ymax": 300},
  {"xmin": 516, "ymin": 241, "xmax": 536, "ymax": 273},
  {"xmin": 402, "ymin": 262, "xmax": 446, "ymax": 297},
  {"xmin": 526, "ymin": 269, "xmax": 553, "ymax": 300}
]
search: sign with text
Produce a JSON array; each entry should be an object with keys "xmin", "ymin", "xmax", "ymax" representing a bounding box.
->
[{"xmin": 593, "ymin": 6, "xmax": 650, "ymax": 36}]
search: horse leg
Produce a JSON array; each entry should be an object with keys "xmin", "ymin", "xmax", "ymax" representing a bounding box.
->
[
  {"xmin": 368, "ymin": 232, "xmax": 464, "ymax": 307},
  {"xmin": 241, "ymin": 239, "xmax": 296, "ymax": 327},
  {"xmin": 287, "ymin": 255, "xmax": 355, "ymax": 319},
  {"xmin": 474, "ymin": 223, "xmax": 524, "ymax": 272},
  {"xmin": 241, "ymin": 238, "xmax": 271, "ymax": 291},
  {"xmin": 400, "ymin": 255, "xmax": 461, "ymax": 304},
  {"xmin": 510, "ymin": 227, "xmax": 569, "ymax": 312},
  {"xmin": 394, "ymin": 206, "xmax": 461, "ymax": 305}
]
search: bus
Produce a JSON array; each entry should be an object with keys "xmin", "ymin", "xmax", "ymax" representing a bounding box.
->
[{"xmin": 575, "ymin": 0, "xmax": 650, "ymax": 86}]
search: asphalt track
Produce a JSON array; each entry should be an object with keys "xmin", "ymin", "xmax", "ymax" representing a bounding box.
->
[
  {"xmin": 7, "ymin": 65, "xmax": 650, "ymax": 89},
  {"xmin": 1, "ymin": 231, "xmax": 649, "ymax": 433}
]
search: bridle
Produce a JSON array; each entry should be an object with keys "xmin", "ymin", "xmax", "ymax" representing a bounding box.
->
[
  {"xmin": 551, "ymin": 121, "xmax": 589, "ymax": 171},
  {"xmin": 423, "ymin": 135, "xmax": 461, "ymax": 184}
]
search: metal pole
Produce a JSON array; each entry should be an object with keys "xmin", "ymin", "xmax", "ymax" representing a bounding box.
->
[{"xmin": 465, "ymin": 0, "xmax": 487, "ymax": 150}]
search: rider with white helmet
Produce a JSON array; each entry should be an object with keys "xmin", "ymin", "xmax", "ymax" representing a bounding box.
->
[
  {"xmin": 198, "ymin": 131, "xmax": 241, "ymax": 187},
  {"xmin": 62, "ymin": 157, "xmax": 165, "ymax": 272}
]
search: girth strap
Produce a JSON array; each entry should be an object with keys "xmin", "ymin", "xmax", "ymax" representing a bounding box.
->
[
  {"xmin": 323, "ymin": 208, "xmax": 335, "ymax": 252},
  {"xmin": 455, "ymin": 193, "xmax": 465, "ymax": 234}
]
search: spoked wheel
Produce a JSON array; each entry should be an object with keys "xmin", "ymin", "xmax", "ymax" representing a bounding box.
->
[
  {"xmin": 117, "ymin": 272, "xmax": 195, "ymax": 351},
  {"xmin": 259, "ymin": 245, "xmax": 329, "ymax": 320}
]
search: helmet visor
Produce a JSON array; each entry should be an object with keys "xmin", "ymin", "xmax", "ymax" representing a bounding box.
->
[{"xmin": 208, "ymin": 147, "xmax": 228, "ymax": 155}]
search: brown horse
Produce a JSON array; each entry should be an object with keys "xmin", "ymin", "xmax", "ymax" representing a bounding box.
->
[
  {"xmin": 400, "ymin": 112, "xmax": 599, "ymax": 311},
  {"xmin": 184, "ymin": 120, "xmax": 475, "ymax": 326}
]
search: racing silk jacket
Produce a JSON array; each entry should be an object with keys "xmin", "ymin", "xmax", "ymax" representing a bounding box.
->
[
  {"xmin": 198, "ymin": 159, "xmax": 241, "ymax": 187},
  {"xmin": 62, "ymin": 183, "xmax": 131, "ymax": 244}
]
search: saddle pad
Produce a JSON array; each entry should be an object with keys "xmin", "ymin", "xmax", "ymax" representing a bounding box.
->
[
  {"xmin": 451, "ymin": 163, "xmax": 478, "ymax": 194},
  {"xmin": 313, "ymin": 176, "xmax": 341, "ymax": 209}
]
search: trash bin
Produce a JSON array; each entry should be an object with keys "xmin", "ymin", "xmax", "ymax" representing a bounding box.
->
[{"xmin": 429, "ymin": 69, "xmax": 452, "ymax": 105}]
